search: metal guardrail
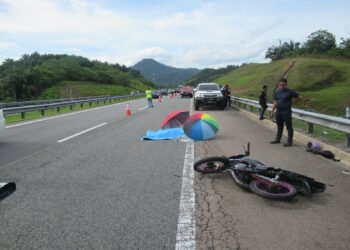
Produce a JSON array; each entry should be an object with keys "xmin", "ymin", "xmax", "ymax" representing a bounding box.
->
[
  {"xmin": 231, "ymin": 96, "xmax": 350, "ymax": 147},
  {"xmin": 1, "ymin": 95, "xmax": 110, "ymax": 108},
  {"xmin": 2, "ymin": 94, "xmax": 144, "ymax": 119}
]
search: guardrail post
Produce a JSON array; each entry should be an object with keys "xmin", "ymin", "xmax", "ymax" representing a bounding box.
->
[
  {"xmin": 249, "ymin": 106, "xmax": 253, "ymax": 112},
  {"xmin": 104, "ymin": 100, "xmax": 106, "ymax": 104},
  {"xmin": 97, "ymin": 101, "xmax": 99, "ymax": 105},
  {"xmin": 21, "ymin": 112, "xmax": 25, "ymax": 119},
  {"xmin": 89, "ymin": 102, "xmax": 92, "ymax": 107},
  {"xmin": 347, "ymin": 134, "xmax": 350, "ymax": 148},
  {"xmin": 69, "ymin": 105, "xmax": 73, "ymax": 111},
  {"xmin": 307, "ymin": 122, "xmax": 314, "ymax": 134},
  {"xmin": 109, "ymin": 99, "xmax": 112, "ymax": 104},
  {"xmin": 80, "ymin": 103, "xmax": 83, "ymax": 108},
  {"xmin": 41, "ymin": 109, "xmax": 45, "ymax": 116},
  {"xmin": 57, "ymin": 107, "xmax": 60, "ymax": 113}
]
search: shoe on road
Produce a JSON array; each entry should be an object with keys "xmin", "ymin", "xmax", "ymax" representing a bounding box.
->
[
  {"xmin": 283, "ymin": 142, "xmax": 292, "ymax": 147},
  {"xmin": 270, "ymin": 140, "xmax": 280, "ymax": 144}
]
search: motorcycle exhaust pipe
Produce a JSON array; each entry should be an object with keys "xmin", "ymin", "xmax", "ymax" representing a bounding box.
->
[
  {"xmin": 0, "ymin": 182, "xmax": 16, "ymax": 201},
  {"xmin": 228, "ymin": 169, "xmax": 249, "ymax": 189}
]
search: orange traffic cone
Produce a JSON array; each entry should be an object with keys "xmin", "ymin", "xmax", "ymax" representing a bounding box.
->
[
  {"xmin": 158, "ymin": 96, "xmax": 162, "ymax": 103},
  {"xmin": 125, "ymin": 104, "xmax": 132, "ymax": 116}
]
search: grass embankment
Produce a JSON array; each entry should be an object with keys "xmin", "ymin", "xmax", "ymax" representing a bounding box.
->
[
  {"xmin": 216, "ymin": 57, "xmax": 350, "ymax": 145},
  {"xmin": 216, "ymin": 57, "xmax": 350, "ymax": 116},
  {"xmin": 40, "ymin": 80, "xmax": 147, "ymax": 99}
]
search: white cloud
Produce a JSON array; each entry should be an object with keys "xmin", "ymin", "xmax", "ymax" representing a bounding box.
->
[
  {"xmin": 0, "ymin": 0, "xmax": 349, "ymax": 68},
  {"xmin": 0, "ymin": 0, "xmax": 133, "ymax": 36}
]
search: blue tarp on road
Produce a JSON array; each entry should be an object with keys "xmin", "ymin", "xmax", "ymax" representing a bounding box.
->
[{"xmin": 142, "ymin": 128, "xmax": 186, "ymax": 140}]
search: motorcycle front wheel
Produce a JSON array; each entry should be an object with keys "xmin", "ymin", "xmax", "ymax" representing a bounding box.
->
[
  {"xmin": 194, "ymin": 157, "xmax": 229, "ymax": 174},
  {"xmin": 249, "ymin": 180, "xmax": 297, "ymax": 200}
]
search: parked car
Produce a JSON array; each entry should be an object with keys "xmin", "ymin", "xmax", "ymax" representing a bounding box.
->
[
  {"xmin": 130, "ymin": 90, "xmax": 140, "ymax": 95},
  {"xmin": 180, "ymin": 86, "xmax": 193, "ymax": 98},
  {"xmin": 193, "ymin": 83, "xmax": 225, "ymax": 110},
  {"xmin": 152, "ymin": 90, "xmax": 160, "ymax": 99},
  {"xmin": 0, "ymin": 108, "xmax": 5, "ymax": 136},
  {"xmin": 160, "ymin": 89, "xmax": 168, "ymax": 96}
]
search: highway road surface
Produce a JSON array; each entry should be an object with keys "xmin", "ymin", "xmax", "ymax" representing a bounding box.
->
[{"xmin": 1, "ymin": 96, "xmax": 349, "ymax": 249}]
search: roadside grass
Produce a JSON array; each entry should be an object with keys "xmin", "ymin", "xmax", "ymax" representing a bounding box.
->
[
  {"xmin": 5, "ymin": 96, "xmax": 144, "ymax": 124},
  {"xmin": 40, "ymin": 81, "xmax": 134, "ymax": 99},
  {"xmin": 217, "ymin": 57, "xmax": 350, "ymax": 116}
]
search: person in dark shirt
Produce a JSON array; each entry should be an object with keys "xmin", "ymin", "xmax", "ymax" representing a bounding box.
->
[
  {"xmin": 270, "ymin": 78, "xmax": 301, "ymax": 147},
  {"xmin": 221, "ymin": 85, "xmax": 231, "ymax": 109},
  {"xmin": 259, "ymin": 85, "xmax": 268, "ymax": 120}
]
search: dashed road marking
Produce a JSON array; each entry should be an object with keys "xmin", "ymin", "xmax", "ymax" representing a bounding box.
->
[{"xmin": 57, "ymin": 123, "xmax": 107, "ymax": 143}]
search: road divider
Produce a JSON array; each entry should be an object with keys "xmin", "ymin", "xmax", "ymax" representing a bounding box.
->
[
  {"xmin": 57, "ymin": 123, "xmax": 107, "ymax": 143},
  {"xmin": 138, "ymin": 106, "xmax": 148, "ymax": 111}
]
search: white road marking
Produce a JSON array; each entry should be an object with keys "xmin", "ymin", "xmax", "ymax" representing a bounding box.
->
[
  {"xmin": 6, "ymin": 99, "xmax": 143, "ymax": 129},
  {"xmin": 138, "ymin": 105, "xmax": 148, "ymax": 111},
  {"xmin": 175, "ymin": 98, "xmax": 196, "ymax": 250},
  {"xmin": 57, "ymin": 123, "xmax": 107, "ymax": 143}
]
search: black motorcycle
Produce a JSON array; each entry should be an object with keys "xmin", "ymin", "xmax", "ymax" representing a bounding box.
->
[{"xmin": 194, "ymin": 143, "xmax": 326, "ymax": 200}]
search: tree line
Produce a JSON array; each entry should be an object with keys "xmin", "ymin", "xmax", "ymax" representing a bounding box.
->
[
  {"xmin": 265, "ymin": 30, "xmax": 350, "ymax": 61},
  {"xmin": 0, "ymin": 52, "xmax": 153, "ymax": 102}
]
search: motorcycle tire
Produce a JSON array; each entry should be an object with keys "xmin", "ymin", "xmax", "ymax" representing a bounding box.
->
[
  {"xmin": 194, "ymin": 157, "xmax": 229, "ymax": 174},
  {"xmin": 249, "ymin": 180, "xmax": 297, "ymax": 200}
]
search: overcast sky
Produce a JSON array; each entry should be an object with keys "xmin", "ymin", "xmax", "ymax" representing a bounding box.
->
[{"xmin": 1, "ymin": 0, "xmax": 349, "ymax": 68}]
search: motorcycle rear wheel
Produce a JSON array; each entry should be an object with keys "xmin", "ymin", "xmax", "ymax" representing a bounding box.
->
[
  {"xmin": 249, "ymin": 180, "xmax": 297, "ymax": 200},
  {"xmin": 194, "ymin": 157, "xmax": 229, "ymax": 174}
]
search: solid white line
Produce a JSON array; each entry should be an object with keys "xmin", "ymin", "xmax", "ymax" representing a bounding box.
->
[
  {"xmin": 138, "ymin": 105, "xmax": 148, "ymax": 111},
  {"xmin": 6, "ymin": 99, "xmax": 143, "ymax": 129},
  {"xmin": 175, "ymin": 142, "xmax": 196, "ymax": 250},
  {"xmin": 175, "ymin": 98, "xmax": 196, "ymax": 250},
  {"xmin": 57, "ymin": 123, "xmax": 107, "ymax": 143}
]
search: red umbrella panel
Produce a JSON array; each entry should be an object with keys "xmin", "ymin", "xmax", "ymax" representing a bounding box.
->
[{"xmin": 160, "ymin": 110, "xmax": 190, "ymax": 129}]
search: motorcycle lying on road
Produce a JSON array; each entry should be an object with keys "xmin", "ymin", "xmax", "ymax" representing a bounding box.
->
[{"xmin": 194, "ymin": 143, "xmax": 326, "ymax": 200}]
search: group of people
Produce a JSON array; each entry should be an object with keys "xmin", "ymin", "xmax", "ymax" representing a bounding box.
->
[{"xmin": 259, "ymin": 78, "xmax": 300, "ymax": 147}]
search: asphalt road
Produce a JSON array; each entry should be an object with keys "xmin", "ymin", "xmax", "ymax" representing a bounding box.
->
[
  {"xmin": 0, "ymin": 96, "xmax": 191, "ymax": 249},
  {"xmin": 1, "ymin": 97, "xmax": 350, "ymax": 250},
  {"xmin": 195, "ymin": 107, "xmax": 350, "ymax": 250}
]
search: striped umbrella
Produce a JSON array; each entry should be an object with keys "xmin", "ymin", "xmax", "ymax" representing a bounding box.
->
[{"xmin": 183, "ymin": 113, "xmax": 219, "ymax": 140}]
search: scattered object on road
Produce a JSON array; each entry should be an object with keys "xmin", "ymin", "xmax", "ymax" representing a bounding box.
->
[
  {"xmin": 322, "ymin": 131, "xmax": 328, "ymax": 135},
  {"xmin": 0, "ymin": 182, "xmax": 16, "ymax": 201},
  {"xmin": 141, "ymin": 128, "xmax": 187, "ymax": 140},
  {"xmin": 343, "ymin": 170, "xmax": 350, "ymax": 175},
  {"xmin": 125, "ymin": 104, "xmax": 132, "ymax": 116},
  {"xmin": 194, "ymin": 143, "xmax": 326, "ymax": 200},
  {"xmin": 160, "ymin": 110, "xmax": 190, "ymax": 129},
  {"xmin": 183, "ymin": 113, "xmax": 219, "ymax": 141},
  {"xmin": 306, "ymin": 141, "xmax": 340, "ymax": 162}
]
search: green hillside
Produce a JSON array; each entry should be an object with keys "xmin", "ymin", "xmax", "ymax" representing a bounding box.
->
[
  {"xmin": 0, "ymin": 53, "xmax": 154, "ymax": 102},
  {"xmin": 215, "ymin": 57, "xmax": 350, "ymax": 116}
]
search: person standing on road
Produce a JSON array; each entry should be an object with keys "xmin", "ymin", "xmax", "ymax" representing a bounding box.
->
[
  {"xmin": 221, "ymin": 85, "xmax": 231, "ymax": 109},
  {"xmin": 145, "ymin": 89, "xmax": 153, "ymax": 108},
  {"xmin": 259, "ymin": 85, "xmax": 268, "ymax": 120},
  {"xmin": 270, "ymin": 78, "xmax": 301, "ymax": 147}
]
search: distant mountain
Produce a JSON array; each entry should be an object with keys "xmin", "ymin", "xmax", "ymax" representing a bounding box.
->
[{"xmin": 132, "ymin": 59, "xmax": 200, "ymax": 87}]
